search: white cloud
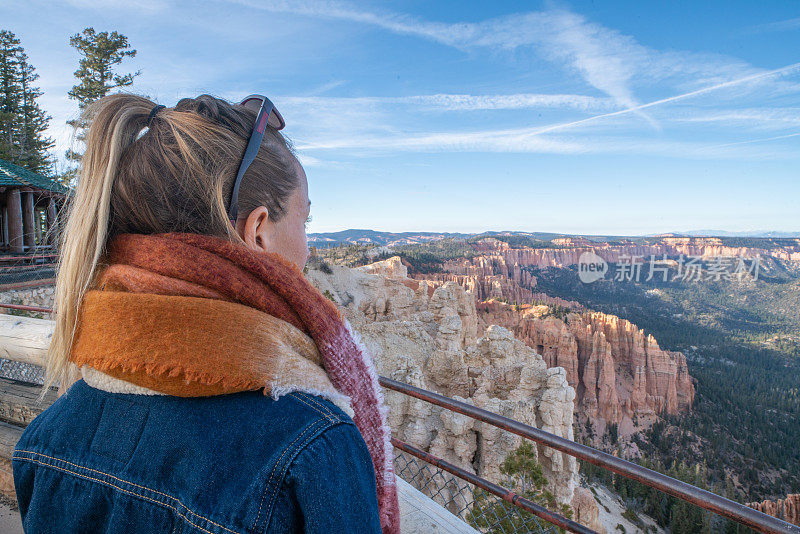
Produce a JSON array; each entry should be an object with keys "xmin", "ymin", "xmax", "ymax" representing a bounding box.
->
[
  {"xmin": 388, "ymin": 93, "xmax": 614, "ymax": 112},
  {"xmin": 295, "ymin": 125, "xmax": 797, "ymax": 160},
  {"xmin": 274, "ymin": 92, "xmax": 617, "ymax": 156},
  {"xmin": 295, "ymin": 154, "xmax": 325, "ymax": 167},
  {"xmin": 232, "ymin": 1, "xmax": 800, "ymax": 129},
  {"xmin": 281, "ymin": 61, "xmax": 800, "ymax": 161},
  {"xmin": 303, "ymin": 80, "xmax": 349, "ymax": 96},
  {"xmin": 232, "ymin": 2, "xmax": 649, "ymax": 112},
  {"xmin": 296, "ymin": 130, "xmax": 585, "ymax": 154},
  {"xmin": 277, "ymin": 92, "xmax": 614, "ymax": 113},
  {"xmin": 748, "ymin": 17, "xmax": 800, "ymax": 34},
  {"xmin": 266, "ymin": 60, "xmax": 800, "ymax": 163},
  {"xmin": 16, "ymin": 0, "xmax": 800, "ymax": 169}
]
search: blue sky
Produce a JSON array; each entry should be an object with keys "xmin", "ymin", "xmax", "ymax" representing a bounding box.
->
[{"xmin": 3, "ymin": 0, "xmax": 800, "ymax": 235}]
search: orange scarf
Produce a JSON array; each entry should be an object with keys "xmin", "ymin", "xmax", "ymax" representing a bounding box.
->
[{"xmin": 68, "ymin": 232, "xmax": 400, "ymax": 533}]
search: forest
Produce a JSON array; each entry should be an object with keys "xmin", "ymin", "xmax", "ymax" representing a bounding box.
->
[{"xmin": 531, "ymin": 262, "xmax": 800, "ymax": 507}]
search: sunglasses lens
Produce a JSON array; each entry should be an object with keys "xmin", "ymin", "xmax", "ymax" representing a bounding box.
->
[
  {"xmin": 239, "ymin": 95, "xmax": 286, "ymax": 130},
  {"xmin": 267, "ymin": 108, "xmax": 285, "ymax": 129},
  {"xmin": 240, "ymin": 97, "xmax": 263, "ymax": 111}
]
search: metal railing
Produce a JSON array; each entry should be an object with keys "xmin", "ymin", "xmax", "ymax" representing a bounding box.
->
[
  {"xmin": 1, "ymin": 301, "xmax": 799, "ymax": 533},
  {"xmin": 379, "ymin": 376, "xmax": 800, "ymax": 534},
  {"xmin": 0, "ymin": 303, "xmax": 52, "ymax": 314}
]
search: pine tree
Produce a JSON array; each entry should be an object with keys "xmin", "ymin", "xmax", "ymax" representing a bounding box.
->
[
  {"xmin": 670, "ymin": 500, "xmax": 691, "ymax": 533},
  {"xmin": 64, "ymin": 27, "xmax": 139, "ymax": 178},
  {"xmin": 0, "ymin": 30, "xmax": 23, "ymax": 162},
  {"xmin": 0, "ymin": 30, "xmax": 54, "ymax": 174},
  {"xmin": 17, "ymin": 50, "xmax": 54, "ymax": 175},
  {"xmin": 467, "ymin": 441, "xmax": 572, "ymax": 533}
]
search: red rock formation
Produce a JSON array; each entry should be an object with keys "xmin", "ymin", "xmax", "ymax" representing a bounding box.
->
[
  {"xmin": 415, "ymin": 272, "xmax": 536, "ymax": 303},
  {"xmin": 436, "ymin": 252, "xmax": 539, "ymax": 287},
  {"xmin": 747, "ymin": 494, "xmax": 800, "ymax": 526},
  {"xmin": 452, "ymin": 236, "xmax": 800, "ymax": 271},
  {"xmin": 552, "ymin": 237, "xmax": 594, "ymax": 247},
  {"xmin": 476, "ymin": 300, "xmax": 695, "ymax": 428},
  {"xmin": 412, "ymin": 270, "xmax": 582, "ymax": 311}
]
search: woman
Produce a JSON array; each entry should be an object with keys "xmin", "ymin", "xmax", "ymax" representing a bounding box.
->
[{"xmin": 11, "ymin": 93, "xmax": 401, "ymax": 533}]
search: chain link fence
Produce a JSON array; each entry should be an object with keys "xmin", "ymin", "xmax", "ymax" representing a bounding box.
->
[
  {"xmin": 0, "ymin": 264, "xmax": 56, "ymax": 286},
  {"xmin": 393, "ymin": 449, "xmax": 560, "ymax": 534},
  {"xmin": 0, "ymin": 250, "xmax": 57, "ymax": 284}
]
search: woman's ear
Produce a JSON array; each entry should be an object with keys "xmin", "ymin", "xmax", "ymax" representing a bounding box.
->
[{"xmin": 237, "ymin": 205, "xmax": 272, "ymax": 253}]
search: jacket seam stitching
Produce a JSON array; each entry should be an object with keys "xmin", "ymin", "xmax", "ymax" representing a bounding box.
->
[
  {"xmin": 251, "ymin": 418, "xmax": 330, "ymax": 532},
  {"xmin": 293, "ymin": 391, "xmax": 341, "ymax": 421},
  {"xmin": 262, "ymin": 421, "xmax": 352, "ymax": 534},
  {"xmin": 286, "ymin": 392, "xmax": 339, "ymax": 423},
  {"xmin": 12, "ymin": 451, "xmax": 238, "ymax": 534}
]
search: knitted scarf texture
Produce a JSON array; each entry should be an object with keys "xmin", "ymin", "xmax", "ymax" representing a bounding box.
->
[{"xmin": 68, "ymin": 232, "xmax": 401, "ymax": 533}]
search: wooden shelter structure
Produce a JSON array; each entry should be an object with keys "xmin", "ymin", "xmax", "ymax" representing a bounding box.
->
[{"xmin": 0, "ymin": 159, "xmax": 70, "ymax": 254}]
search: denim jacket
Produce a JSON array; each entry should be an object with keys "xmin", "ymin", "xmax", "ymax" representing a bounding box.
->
[{"xmin": 12, "ymin": 378, "xmax": 383, "ymax": 533}]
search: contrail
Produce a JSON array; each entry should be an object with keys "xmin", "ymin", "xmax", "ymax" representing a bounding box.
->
[
  {"xmin": 520, "ymin": 61, "xmax": 800, "ymax": 137},
  {"xmin": 709, "ymin": 132, "xmax": 800, "ymax": 149},
  {"xmin": 297, "ymin": 60, "xmax": 800, "ymax": 152}
]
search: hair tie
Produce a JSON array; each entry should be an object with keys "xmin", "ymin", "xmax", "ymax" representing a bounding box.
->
[{"xmin": 147, "ymin": 104, "xmax": 166, "ymax": 127}]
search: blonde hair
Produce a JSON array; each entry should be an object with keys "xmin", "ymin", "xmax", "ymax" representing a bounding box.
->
[{"xmin": 41, "ymin": 92, "xmax": 300, "ymax": 401}]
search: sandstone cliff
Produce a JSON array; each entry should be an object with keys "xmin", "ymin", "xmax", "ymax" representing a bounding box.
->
[
  {"xmin": 304, "ymin": 256, "xmax": 579, "ymax": 509},
  {"xmin": 475, "ymin": 300, "xmax": 695, "ymax": 435}
]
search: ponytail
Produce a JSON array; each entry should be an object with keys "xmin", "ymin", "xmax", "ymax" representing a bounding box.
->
[{"xmin": 40, "ymin": 93, "xmax": 299, "ymax": 401}]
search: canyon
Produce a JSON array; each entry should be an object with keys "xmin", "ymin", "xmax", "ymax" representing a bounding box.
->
[
  {"xmin": 399, "ymin": 242, "xmax": 697, "ymax": 438},
  {"xmin": 304, "ymin": 255, "xmax": 582, "ymax": 513},
  {"xmin": 304, "ymin": 253, "xmax": 696, "ymax": 531},
  {"xmin": 308, "ymin": 235, "xmax": 800, "ymax": 531},
  {"xmin": 309, "ymin": 231, "xmax": 800, "ymax": 266}
]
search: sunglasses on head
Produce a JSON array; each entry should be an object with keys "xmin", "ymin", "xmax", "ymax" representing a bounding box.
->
[{"xmin": 228, "ymin": 94, "xmax": 286, "ymax": 224}]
